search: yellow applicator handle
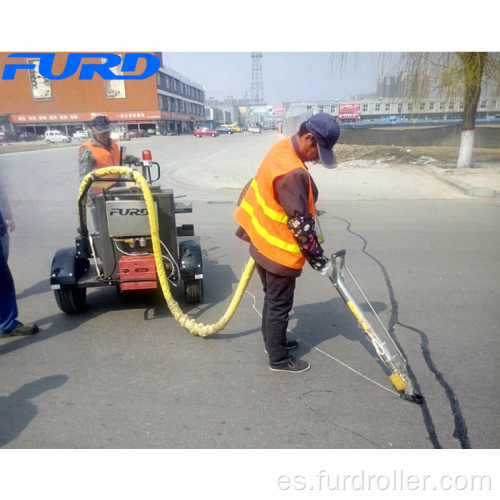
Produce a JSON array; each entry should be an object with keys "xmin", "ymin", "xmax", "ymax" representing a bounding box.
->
[{"xmin": 79, "ymin": 166, "xmax": 255, "ymax": 336}]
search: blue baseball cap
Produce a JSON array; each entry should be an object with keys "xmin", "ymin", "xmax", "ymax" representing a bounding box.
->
[
  {"xmin": 91, "ymin": 115, "xmax": 111, "ymax": 132},
  {"xmin": 305, "ymin": 113, "xmax": 340, "ymax": 168}
]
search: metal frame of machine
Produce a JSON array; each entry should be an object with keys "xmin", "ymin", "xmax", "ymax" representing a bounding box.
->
[{"xmin": 50, "ymin": 151, "xmax": 204, "ymax": 314}]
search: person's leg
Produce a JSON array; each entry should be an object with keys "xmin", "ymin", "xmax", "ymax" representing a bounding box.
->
[
  {"xmin": 264, "ymin": 271, "xmax": 296, "ymax": 366},
  {"xmin": 255, "ymin": 263, "xmax": 269, "ymax": 345},
  {"xmin": 0, "ymin": 237, "xmax": 21, "ymax": 333},
  {"xmin": 1, "ymin": 231, "xmax": 9, "ymax": 262}
]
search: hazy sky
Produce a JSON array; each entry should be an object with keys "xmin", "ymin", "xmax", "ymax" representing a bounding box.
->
[{"xmin": 161, "ymin": 52, "xmax": 401, "ymax": 105}]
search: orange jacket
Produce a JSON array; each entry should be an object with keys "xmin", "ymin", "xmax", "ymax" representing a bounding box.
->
[
  {"xmin": 234, "ymin": 138, "xmax": 315, "ymax": 270},
  {"xmin": 79, "ymin": 139, "xmax": 121, "ymax": 194}
]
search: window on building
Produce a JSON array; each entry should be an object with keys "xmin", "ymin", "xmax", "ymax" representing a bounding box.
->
[
  {"xmin": 156, "ymin": 73, "xmax": 161, "ymax": 86},
  {"xmin": 158, "ymin": 95, "xmax": 163, "ymax": 109},
  {"xmin": 307, "ymin": 105, "xmax": 312, "ymax": 110},
  {"xmin": 165, "ymin": 76, "xmax": 170, "ymax": 90},
  {"xmin": 397, "ymin": 103, "xmax": 403, "ymax": 113},
  {"xmin": 480, "ymin": 100, "xmax": 486, "ymax": 109},
  {"xmin": 363, "ymin": 104, "xmax": 368, "ymax": 112},
  {"xmin": 407, "ymin": 103, "xmax": 413, "ymax": 112},
  {"xmin": 385, "ymin": 103, "xmax": 390, "ymax": 112},
  {"xmin": 429, "ymin": 101, "xmax": 435, "ymax": 110},
  {"xmin": 420, "ymin": 102, "xmax": 426, "ymax": 110},
  {"xmin": 459, "ymin": 101, "xmax": 464, "ymax": 110},
  {"xmin": 375, "ymin": 104, "xmax": 380, "ymax": 111},
  {"xmin": 439, "ymin": 102, "xmax": 445, "ymax": 110},
  {"xmin": 449, "ymin": 101, "xmax": 454, "ymax": 110},
  {"xmin": 173, "ymin": 80, "xmax": 177, "ymax": 92},
  {"xmin": 318, "ymin": 105, "xmax": 324, "ymax": 113},
  {"xmin": 330, "ymin": 105, "xmax": 336, "ymax": 113}
]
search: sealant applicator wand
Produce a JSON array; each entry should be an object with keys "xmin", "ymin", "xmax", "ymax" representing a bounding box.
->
[{"xmin": 329, "ymin": 250, "xmax": 424, "ymax": 405}]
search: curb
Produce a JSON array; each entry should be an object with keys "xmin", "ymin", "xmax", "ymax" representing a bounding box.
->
[
  {"xmin": 442, "ymin": 178, "xmax": 500, "ymax": 198},
  {"xmin": 423, "ymin": 165, "xmax": 500, "ymax": 198}
]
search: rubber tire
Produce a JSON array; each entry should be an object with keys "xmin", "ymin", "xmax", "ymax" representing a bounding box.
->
[
  {"xmin": 46, "ymin": 139, "xmax": 51, "ymax": 143},
  {"xmin": 184, "ymin": 278, "xmax": 203, "ymax": 303},
  {"xmin": 211, "ymin": 133, "xmax": 216, "ymax": 137},
  {"xmin": 196, "ymin": 134, "xmax": 201, "ymax": 137},
  {"xmin": 54, "ymin": 288, "xmax": 86, "ymax": 314},
  {"xmin": 63, "ymin": 139, "xmax": 68, "ymax": 143}
]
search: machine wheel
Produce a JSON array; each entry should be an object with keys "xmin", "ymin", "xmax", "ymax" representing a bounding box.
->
[
  {"xmin": 196, "ymin": 133, "xmax": 201, "ymax": 137},
  {"xmin": 46, "ymin": 139, "xmax": 51, "ymax": 144},
  {"xmin": 54, "ymin": 288, "xmax": 86, "ymax": 314},
  {"xmin": 184, "ymin": 278, "xmax": 203, "ymax": 303},
  {"xmin": 211, "ymin": 133, "xmax": 216, "ymax": 137}
]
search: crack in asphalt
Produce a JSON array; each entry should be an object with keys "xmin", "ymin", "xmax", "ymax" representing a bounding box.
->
[
  {"xmin": 396, "ymin": 321, "xmax": 471, "ymax": 449},
  {"xmin": 298, "ymin": 390, "xmax": 383, "ymax": 448},
  {"xmin": 333, "ymin": 216, "xmax": 471, "ymax": 449}
]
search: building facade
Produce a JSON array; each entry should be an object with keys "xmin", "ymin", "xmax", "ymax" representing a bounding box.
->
[
  {"xmin": 0, "ymin": 52, "xmax": 206, "ymax": 136},
  {"xmin": 285, "ymin": 96, "xmax": 500, "ymax": 125}
]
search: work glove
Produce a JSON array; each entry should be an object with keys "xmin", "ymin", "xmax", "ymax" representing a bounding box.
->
[{"xmin": 318, "ymin": 260, "xmax": 334, "ymax": 279}]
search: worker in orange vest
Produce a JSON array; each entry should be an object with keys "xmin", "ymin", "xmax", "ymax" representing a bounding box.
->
[
  {"xmin": 234, "ymin": 113, "xmax": 340, "ymax": 373},
  {"xmin": 78, "ymin": 115, "xmax": 141, "ymax": 229}
]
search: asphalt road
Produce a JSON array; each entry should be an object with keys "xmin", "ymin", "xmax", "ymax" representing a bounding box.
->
[{"xmin": 0, "ymin": 132, "xmax": 499, "ymax": 449}]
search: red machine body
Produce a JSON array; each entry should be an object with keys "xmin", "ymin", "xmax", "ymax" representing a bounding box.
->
[{"xmin": 118, "ymin": 255, "xmax": 157, "ymax": 291}]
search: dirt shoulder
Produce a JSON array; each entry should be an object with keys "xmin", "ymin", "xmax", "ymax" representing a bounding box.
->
[{"xmin": 335, "ymin": 144, "xmax": 500, "ymax": 168}]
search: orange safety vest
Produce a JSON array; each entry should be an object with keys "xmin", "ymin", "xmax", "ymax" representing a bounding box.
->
[
  {"xmin": 80, "ymin": 139, "xmax": 121, "ymax": 194},
  {"xmin": 234, "ymin": 138, "xmax": 316, "ymax": 270}
]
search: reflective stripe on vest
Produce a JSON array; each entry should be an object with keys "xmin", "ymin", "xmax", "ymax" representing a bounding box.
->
[
  {"xmin": 234, "ymin": 138, "xmax": 316, "ymax": 269},
  {"xmin": 239, "ymin": 198, "xmax": 301, "ymax": 254}
]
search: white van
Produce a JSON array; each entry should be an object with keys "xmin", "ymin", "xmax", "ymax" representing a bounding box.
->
[{"xmin": 45, "ymin": 130, "xmax": 72, "ymax": 143}]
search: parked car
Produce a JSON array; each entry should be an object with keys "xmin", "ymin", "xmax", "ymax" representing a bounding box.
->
[
  {"xmin": 193, "ymin": 127, "xmax": 219, "ymax": 138},
  {"xmin": 248, "ymin": 126, "xmax": 261, "ymax": 134},
  {"xmin": 128, "ymin": 129, "xmax": 141, "ymax": 138},
  {"xmin": 146, "ymin": 129, "xmax": 156, "ymax": 136},
  {"xmin": 73, "ymin": 130, "xmax": 87, "ymax": 140},
  {"xmin": 0, "ymin": 131, "xmax": 20, "ymax": 143},
  {"xmin": 110, "ymin": 129, "xmax": 130, "ymax": 142},
  {"xmin": 223, "ymin": 124, "xmax": 241, "ymax": 133},
  {"xmin": 216, "ymin": 127, "xmax": 234, "ymax": 135},
  {"xmin": 19, "ymin": 131, "xmax": 37, "ymax": 141},
  {"xmin": 45, "ymin": 130, "xmax": 72, "ymax": 143}
]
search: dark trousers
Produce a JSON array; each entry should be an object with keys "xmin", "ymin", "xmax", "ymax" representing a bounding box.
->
[
  {"xmin": 0, "ymin": 232, "xmax": 20, "ymax": 333},
  {"xmin": 256, "ymin": 262, "xmax": 296, "ymax": 366}
]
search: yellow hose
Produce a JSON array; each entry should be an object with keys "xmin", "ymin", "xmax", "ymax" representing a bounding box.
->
[{"xmin": 79, "ymin": 166, "xmax": 255, "ymax": 336}]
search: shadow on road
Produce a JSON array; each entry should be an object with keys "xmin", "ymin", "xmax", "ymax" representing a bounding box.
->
[
  {"xmin": 16, "ymin": 278, "xmax": 50, "ymax": 301},
  {"xmin": 1, "ymin": 254, "xmax": 241, "ymax": 357},
  {"xmin": 0, "ymin": 375, "xmax": 68, "ymax": 448},
  {"xmin": 291, "ymin": 297, "xmax": 390, "ymax": 374}
]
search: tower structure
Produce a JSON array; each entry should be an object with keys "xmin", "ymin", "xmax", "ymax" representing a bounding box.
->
[{"xmin": 250, "ymin": 52, "xmax": 265, "ymax": 105}]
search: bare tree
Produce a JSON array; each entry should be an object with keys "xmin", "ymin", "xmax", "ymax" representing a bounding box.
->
[
  {"xmin": 396, "ymin": 52, "xmax": 500, "ymax": 168},
  {"xmin": 332, "ymin": 52, "xmax": 500, "ymax": 169}
]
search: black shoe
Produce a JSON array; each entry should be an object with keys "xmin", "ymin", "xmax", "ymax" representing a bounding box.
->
[
  {"xmin": 265, "ymin": 339, "xmax": 299, "ymax": 354},
  {"xmin": 2, "ymin": 323, "xmax": 39, "ymax": 337},
  {"xmin": 269, "ymin": 356, "xmax": 310, "ymax": 373}
]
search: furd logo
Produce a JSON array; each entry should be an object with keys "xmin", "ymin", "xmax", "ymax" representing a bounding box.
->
[
  {"xmin": 2, "ymin": 53, "xmax": 161, "ymax": 80},
  {"xmin": 109, "ymin": 208, "xmax": 148, "ymax": 216}
]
